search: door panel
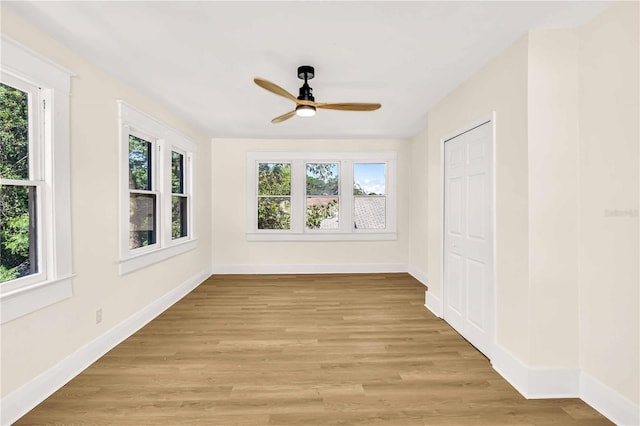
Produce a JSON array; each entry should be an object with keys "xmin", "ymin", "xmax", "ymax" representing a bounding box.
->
[
  {"xmin": 443, "ymin": 121, "xmax": 494, "ymax": 359},
  {"xmin": 447, "ymin": 252, "xmax": 464, "ymax": 315},
  {"xmin": 448, "ymin": 177, "xmax": 464, "ymax": 236},
  {"xmin": 467, "ymin": 173, "xmax": 486, "ymax": 240}
]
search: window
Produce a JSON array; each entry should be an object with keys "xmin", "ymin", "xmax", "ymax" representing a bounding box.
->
[
  {"xmin": 353, "ymin": 163, "xmax": 386, "ymax": 230},
  {"xmin": 0, "ymin": 36, "xmax": 73, "ymax": 323},
  {"xmin": 257, "ymin": 163, "xmax": 291, "ymax": 230},
  {"xmin": 0, "ymin": 79, "xmax": 40, "ymax": 284},
  {"xmin": 118, "ymin": 101, "xmax": 196, "ymax": 274},
  {"xmin": 247, "ymin": 152, "xmax": 396, "ymax": 241},
  {"xmin": 129, "ymin": 134, "xmax": 157, "ymax": 249},
  {"xmin": 306, "ymin": 163, "xmax": 339, "ymax": 230},
  {"xmin": 171, "ymin": 150, "xmax": 188, "ymax": 239}
]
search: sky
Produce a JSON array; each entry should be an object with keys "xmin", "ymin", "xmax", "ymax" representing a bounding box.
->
[{"xmin": 354, "ymin": 163, "xmax": 386, "ymax": 195}]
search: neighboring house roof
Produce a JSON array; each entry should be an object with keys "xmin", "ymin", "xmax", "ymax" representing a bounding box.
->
[{"xmin": 318, "ymin": 196, "xmax": 385, "ymax": 230}]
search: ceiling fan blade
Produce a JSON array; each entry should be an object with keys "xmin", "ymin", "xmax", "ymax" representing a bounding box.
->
[
  {"xmin": 271, "ymin": 110, "xmax": 296, "ymax": 124},
  {"xmin": 316, "ymin": 102, "xmax": 381, "ymax": 111},
  {"xmin": 254, "ymin": 78, "xmax": 297, "ymax": 102}
]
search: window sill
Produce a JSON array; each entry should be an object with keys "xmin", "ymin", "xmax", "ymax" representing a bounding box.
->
[
  {"xmin": 246, "ymin": 232, "xmax": 397, "ymax": 242},
  {"xmin": 119, "ymin": 239, "xmax": 198, "ymax": 275},
  {"xmin": 1, "ymin": 275, "xmax": 74, "ymax": 324}
]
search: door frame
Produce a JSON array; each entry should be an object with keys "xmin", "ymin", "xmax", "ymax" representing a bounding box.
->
[{"xmin": 439, "ymin": 111, "xmax": 497, "ymax": 360}]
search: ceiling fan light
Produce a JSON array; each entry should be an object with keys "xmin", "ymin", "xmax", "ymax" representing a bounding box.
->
[{"xmin": 295, "ymin": 104, "xmax": 316, "ymax": 117}]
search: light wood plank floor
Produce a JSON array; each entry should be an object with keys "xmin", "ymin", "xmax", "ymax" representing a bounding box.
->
[{"xmin": 16, "ymin": 273, "xmax": 611, "ymax": 425}]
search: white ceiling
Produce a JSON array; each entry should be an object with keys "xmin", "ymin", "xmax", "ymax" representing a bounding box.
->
[{"xmin": 5, "ymin": 1, "xmax": 611, "ymax": 139}]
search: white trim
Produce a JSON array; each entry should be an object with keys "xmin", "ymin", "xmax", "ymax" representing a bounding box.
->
[
  {"xmin": 212, "ymin": 263, "xmax": 408, "ymax": 275},
  {"xmin": 491, "ymin": 345, "xmax": 640, "ymax": 424},
  {"xmin": 407, "ymin": 266, "xmax": 428, "ymax": 287},
  {"xmin": 246, "ymin": 151, "xmax": 397, "ymax": 240},
  {"xmin": 0, "ymin": 36, "xmax": 74, "ymax": 324},
  {"xmin": 246, "ymin": 232, "xmax": 397, "ymax": 241},
  {"xmin": 425, "ymin": 291, "xmax": 443, "ymax": 318},
  {"xmin": 580, "ymin": 372, "xmax": 640, "ymax": 426},
  {"xmin": 0, "ymin": 275, "xmax": 73, "ymax": 323},
  {"xmin": 118, "ymin": 239, "xmax": 198, "ymax": 275},
  {"xmin": 491, "ymin": 344, "xmax": 580, "ymax": 399},
  {"xmin": 0, "ymin": 267, "xmax": 211, "ymax": 426},
  {"xmin": 118, "ymin": 101, "xmax": 197, "ymax": 273},
  {"xmin": 0, "ymin": 36, "xmax": 73, "ymax": 92}
]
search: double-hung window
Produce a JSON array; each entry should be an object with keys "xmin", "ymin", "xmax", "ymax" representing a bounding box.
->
[
  {"xmin": 0, "ymin": 37, "xmax": 73, "ymax": 323},
  {"xmin": 118, "ymin": 101, "xmax": 196, "ymax": 274},
  {"xmin": 247, "ymin": 152, "xmax": 396, "ymax": 241}
]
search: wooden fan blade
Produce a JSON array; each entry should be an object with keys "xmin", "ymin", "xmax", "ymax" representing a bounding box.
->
[
  {"xmin": 271, "ymin": 110, "xmax": 296, "ymax": 124},
  {"xmin": 316, "ymin": 102, "xmax": 381, "ymax": 111},
  {"xmin": 254, "ymin": 78, "xmax": 297, "ymax": 102}
]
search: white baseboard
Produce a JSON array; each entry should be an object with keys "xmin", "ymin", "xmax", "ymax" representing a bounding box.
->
[
  {"xmin": 0, "ymin": 266, "xmax": 212, "ymax": 426},
  {"xmin": 211, "ymin": 263, "xmax": 407, "ymax": 275},
  {"xmin": 407, "ymin": 266, "xmax": 428, "ymax": 287},
  {"xmin": 580, "ymin": 371, "xmax": 640, "ymax": 426},
  {"xmin": 424, "ymin": 290, "xmax": 443, "ymax": 318},
  {"xmin": 491, "ymin": 345, "xmax": 580, "ymax": 399}
]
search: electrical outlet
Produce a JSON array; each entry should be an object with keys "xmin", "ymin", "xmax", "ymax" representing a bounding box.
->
[{"xmin": 96, "ymin": 309, "xmax": 102, "ymax": 324}]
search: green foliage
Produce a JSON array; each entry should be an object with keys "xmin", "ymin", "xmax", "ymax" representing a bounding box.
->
[
  {"xmin": 171, "ymin": 195, "xmax": 187, "ymax": 239},
  {"xmin": 1, "ymin": 83, "xmax": 32, "ymax": 282},
  {"xmin": 306, "ymin": 163, "xmax": 338, "ymax": 195},
  {"xmin": 0, "ymin": 265, "xmax": 18, "ymax": 282},
  {"xmin": 258, "ymin": 163, "xmax": 290, "ymax": 195},
  {"xmin": 0, "ymin": 83, "xmax": 29, "ymax": 180},
  {"xmin": 258, "ymin": 197, "xmax": 290, "ymax": 229},
  {"xmin": 129, "ymin": 136, "xmax": 151, "ymax": 190},
  {"xmin": 306, "ymin": 200, "xmax": 338, "ymax": 229},
  {"xmin": 305, "ymin": 164, "xmax": 339, "ymax": 229},
  {"xmin": 3, "ymin": 214, "xmax": 29, "ymax": 255},
  {"xmin": 171, "ymin": 151, "xmax": 184, "ymax": 193},
  {"xmin": 257, "ymin": 163, "xmax": 291, "ymax": 229}
]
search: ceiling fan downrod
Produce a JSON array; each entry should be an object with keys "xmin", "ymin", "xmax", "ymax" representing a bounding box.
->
[
  {"xmin": 296, "ymin": 65, "xmax": 315, "ymax": 116},
  {"xmin": 297, "ymin": 65, "xmax": 315, "ymax": 102}
]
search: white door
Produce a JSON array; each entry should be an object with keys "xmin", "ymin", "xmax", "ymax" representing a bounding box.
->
[{"xmin": 443, "ymin": 120, "xmax": 494, "ymax": 358}]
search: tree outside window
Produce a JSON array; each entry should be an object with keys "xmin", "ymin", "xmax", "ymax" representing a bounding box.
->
[{"xmin": 0, "ymin": 83, "xmax": 37, "ymax": 283}]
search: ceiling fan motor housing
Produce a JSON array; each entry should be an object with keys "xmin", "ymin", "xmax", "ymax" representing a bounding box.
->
[{"xmin": 297, "ymin": 65, "xmax": 314, "ymax": 80}]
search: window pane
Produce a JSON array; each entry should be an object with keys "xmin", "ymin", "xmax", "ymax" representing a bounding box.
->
[
  {"xmin": 129, "ymin": 135, "xmax": 152, "ymax": 190},
  {"xmin": 172, "ymin": 195, "xmax": 188, "ymax": 239},
  {"xmin": 0, "ymin": 83, "xmax": 30, "ymax": 180},
  {"xmin": 258, "ymin": 163, "xmax": 290, "ymax": 196},
  {"xmin": 257, "ymin": 197, "xmax": 290, "ymax": 230},
  {"xmin": 354, "ymin": 196, "xmax": 386, "ymax": 229},
  {"xmin": 129, "ymin": 193, "xmax": 156, "ymax": 249},
  {"xmin": 306, "ymin": 163, "xmax": 338, "ymax": 195},
  {"xmin": 171, "ymin": 151, "xmax": 184, "ymax": 194},
  {"xmin": 354, "ymin": 163, "xmax": 386, "ymax": 230},
  {"xmin": 306, "ymin": 197, "xmax": 339, "ymax": 230},
  {"xmin": 0, "ymin": 185, "xmax": 37, "ymax": 282},
  {"xmin": 353, "ymin": 163, "xmax": 386, "ymax": 195}
]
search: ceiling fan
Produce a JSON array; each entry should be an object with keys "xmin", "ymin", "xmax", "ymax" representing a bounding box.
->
[{"xmin": 254, "ymin": 65, "xmax": 381, "ymax": 124}]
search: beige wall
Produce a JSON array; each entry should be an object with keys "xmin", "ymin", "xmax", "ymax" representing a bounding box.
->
[
  {"xmin": 578, "ymin": 2, "xmax": 639, "ymax": 404},
  {"xmin": 527, "ymin": 30, "xmax": 580, "ymax": 367},
  {"xmin": 425, "ymin": 35, "xmax": 531, "ymax": 361},
  {"xmin": 419, "ymin": 1, "xmax": 638, "ymax": 405},
  {"xmin": 408, "ymin": 129, "xmax": 429, "ymax": 279},
  {"xmin": 1, "ymin": 10, "xmax": 212, "ymax": 397},
  {"xmin": 211, "ymin": 138, "xmax": 410, "ymax": 269}
]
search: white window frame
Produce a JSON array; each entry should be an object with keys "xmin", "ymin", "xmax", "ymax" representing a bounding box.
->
[
  {"xmin": 247, "ymin": 151, "xmax": 397, "ymax": 241},
  {"xmin": 0, "ymin": 36, "xmax": 74, "ymax": 324},
  {"xmin": 167, "ymin": 147, "xmax": 191, "ymax": 243},
  {"xmin": 118, "ymin": 101, "xmax": 197, "ymax": 274}
]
